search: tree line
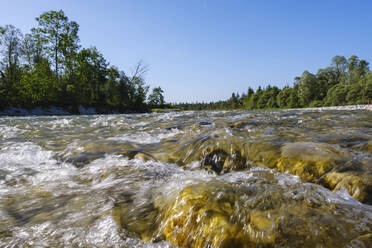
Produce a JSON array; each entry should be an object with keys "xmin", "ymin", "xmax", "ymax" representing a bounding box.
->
[
  {"xmin": 0, "ymin": 10, "xmax": 165, "ymax": 113},
  {"xmin": 1, "ymin": 11, "xmax": 371, "ymax": 113},
  {"xmin": 173, "ymin": 55, "xmax": 372, "ymax": 110}
]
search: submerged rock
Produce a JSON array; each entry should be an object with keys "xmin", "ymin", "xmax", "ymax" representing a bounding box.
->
[
  {"xmin": 169, "ymin": 135, "xmax": 248, "ymax": 173},
  {"xmin": 246, "ymin": 142, "xmax": 349, "ymax": 181},
  {"xmin": 157, "ymin": 183, "xmax": 248, "ymax": 248},
  {"xmin": 354, "ymin": 141, "xmax": 372, "ymax": 153},
  {"xmin": 117, "ymin": 150, "xmax": 157, "ymax": 162},
  {"xmin": 201, "ymin": 146, "xmax": 247, "ymax": 174},
  {"xmin": 112, "ymin": 192, "xmax": 159, "ymax": 242},
  {"xmin": 276, "ymin": 142, "xmax": 349, "ymax": 182},
  {"xmin": 199, "ymin": 121, "xmax": 213, "ymax": 126},
  {"xmin": 229, "ymin": 120, "xmax": 257, "ymax": 129},
  {"xmin": 67, "ymin": 151, "xmax": 106, "ymax": 168},
  {"xmin": 244, "ymin": 141, "xmax": 372, "ymax": 202},
  {"xmin": 246, "ymin": 142, "xmax": 281, "ymax": 169},
  {"xmin": 133, "ymin": 152, "xmax": 155, "ymax": 162},
  {"xmin": 169, "ymin": 137, "xmax": 371, "ymax": 204},
  {"xmin": 320, "ymin": 161, "xmax": 372, "ymax": 204},
  {"xmin": 67, "ymin": 150, "xmax": 152, "ymax": 168},
  {"xmin": 201, "ymin": 149, "xmax": 228, "ymax": 174},
  {"xmin": 113, "ymin": 170, "xmax": 372, "ymax": 248},
  {"xmin": 3, "ymin": 107, "xmax": 372, "ymax": 247},
  {"xmin": 348, "ymin": 233, "xmax": 372, "ymax": 248}
]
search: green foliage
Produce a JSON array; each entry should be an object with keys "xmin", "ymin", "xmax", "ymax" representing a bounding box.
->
[
  {"xmin": 297, "ymin": 71, "xmax": 318, "ymax": 106},
  {"xmin": 325, "ymin": 84, "xmax": 348, "ymax": 106},
  {"xmin": 1, "ymin": 11, "xmax": 371, "ymax": 113},
  {"xmin": 0, "ymin": 25, "xmax": 23, "ymax": 104},
  {"xmin": 15, "ymin": 58, "xmax": 56, "ymax": 107},
  {"xmin": 173, "ymin": 55, "xmax": 371, "ymax": 111},
  {"xmin": 0, "ymin": 10, "xmax": 155, "ymax": 113},
  {"xmin": 148, "ymin": 87, "xmax": 165, "ymax": 107},
  {"xmin": 32, "ymin": 10, "xmax": 80, "ymax": 78},
  {"xmin": 346, "ymin": 83, "xmax": 363, "ymax": 105},
  {"xmin": 229, "ymin": 93, "xmax": 240, "ymax": 109},
  {"xmin": 359, "ymin": 72, "xmax": 372, "ymax": 103},
  {"xmin": 276, "ymin": 87, "xmax": 292, "ymax": 108}
]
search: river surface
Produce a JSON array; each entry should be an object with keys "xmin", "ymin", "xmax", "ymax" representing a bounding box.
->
[{"xmin": 0, "ymin": 110, "xmax": 371, "ymax": 247}]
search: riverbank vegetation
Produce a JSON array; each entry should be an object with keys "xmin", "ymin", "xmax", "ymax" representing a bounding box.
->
[
  {"xmin": 1, "ymin": 10, "xmax": 371, "ymax": 113},
  {"xmin": 173, "ymin": 55, "xmax": 372, "ymax": 110},
  {"xmin": 0, "ymin": 10, "xmax": 164, "ymax": 113}
]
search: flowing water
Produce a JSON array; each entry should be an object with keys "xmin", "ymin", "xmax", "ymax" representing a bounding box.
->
[{"xmin": 0, "ymin": 110, "xmax": 371, "ymax": 247}]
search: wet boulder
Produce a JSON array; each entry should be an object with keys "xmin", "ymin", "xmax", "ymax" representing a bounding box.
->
[
  {"xmin": 164, "ymin": 125, "xmax": 183, "ymax": 131},
  {"xmin": 348, "ymin": 233, "xmax": 372, "ymax": 248},
  {"xmin": 169, "ymin": 135, "xmax": 248, "ymax": 173},
  {"xmin": 354, "ymin": 141, "xmax": 372, "ymax": 153},
  {"xmin": 112, "ymin": 194, "xmax": 159, "ymax": 242},
  {"xmin": 223, "ymin": 148, "xmax": 246, "ymax": 172},
  {"xmin": 120, "ymin": 150, "xmax": 156, "ymax": 162},
  {"xmin": 190, "ymin": 122, "xmax": 214, "ymax": 131},
  {"xmin": 201, "ymin": 149, "xmax": 228, "ymax": 174},
  {"xmin": 64, "ymin": 141, "xmax": 137, "ymax": 168},
  {"xmin": 276, "ymin": 142, "xmax": 349, "ymax": 182},
  {"xmin": 151, "ymin": 177, "xmax": 372, "ymax": 247},
  {"xmin": 201, "ymin": 146, "xmax": 246, "ymax": 174},
  {"xmin": 67, "ymin": 151, "xmax": 106, "ymax": 168},
  {"xmin": 111, "ymin": 167, "xmax": 372, "ymax": 248},
  {"xmin": 156, "ymin": 182, "xmax": 249, "ymax": 248},
  {"xmin": 320, "ymin": 161, "xmax": 372, "ymax": 204},
  {"xmin": 133, "ymin": 152, "xmax": 155, "ymax": 162},
  {"xmin": 229, "ymin": 120, "xmax": 257, "ymax": 129},
  {"xmin": 245, "ymin": 141, "xmax": 372, "ymax": 203},
  {"xmin": 198, "ymin": 121, "xmax": 213, "ymax": 126},
  {"xmin": 246, "ymin": 142, "xmax": 281, "ymax": 169}
]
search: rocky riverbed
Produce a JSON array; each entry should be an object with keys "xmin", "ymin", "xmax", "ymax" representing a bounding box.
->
[{"xmin": 0, "ymin": 108, "xmax": 371, "ymax": 247}]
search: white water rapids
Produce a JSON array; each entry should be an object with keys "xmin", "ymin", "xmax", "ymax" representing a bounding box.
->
[{"xmin": 0, "ymin": 110, "xmax": 371, "ymax": 247}]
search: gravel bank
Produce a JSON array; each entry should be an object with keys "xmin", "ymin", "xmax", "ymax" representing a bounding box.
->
[{"xmin": 294, "ymin": 104, "xmax": 372, "ymax": 112}]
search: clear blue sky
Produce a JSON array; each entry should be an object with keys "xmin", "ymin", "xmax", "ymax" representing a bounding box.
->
[{"xmin": 1, "ymin": 0, "xmax": 372, "ymax": 103}]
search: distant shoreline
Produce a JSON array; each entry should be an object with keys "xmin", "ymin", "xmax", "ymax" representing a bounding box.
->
[
  {"xmin": 289, "ymin": 104, "xmax": 372, "ymax": 112},
  {"xmin": 0, "ymin": 106, "xmax": 143, "ymax": 117},
  {"xmin": 0, "ymin": 104, "xmax": 371, "ymax": 117}
]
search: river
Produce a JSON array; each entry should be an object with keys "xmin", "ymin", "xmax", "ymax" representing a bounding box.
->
[{"xmin": 0, "ymin": 109, "xmax": 371, "ymax": 247}]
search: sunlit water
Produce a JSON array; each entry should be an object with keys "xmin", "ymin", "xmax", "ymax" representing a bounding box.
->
[{"xmin": 0, "ymin": 110, "xmax": 371, "ymax": 247}]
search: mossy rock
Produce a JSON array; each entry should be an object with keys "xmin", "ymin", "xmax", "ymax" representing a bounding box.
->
[
  {"xmin": 67, "ymin": 151, "xmax": 106, "ymax": 168},
  {"xmin": 111, "ymin": 165, "xmax": 372, "ymax": 247},
  {"xmin": 246, "ymin": 142, "xmax": 281, "ymax": 169},
  {"xmin": 347, "ymin": 233, "xmax": 372, "ymax": 248},
  {"xmin": 112, "ymin": 191, "xmax": 159, "ymax": 242},
  {"xmin": 354, "ymin": 141, "xmax": 372, "ymax": 153},
  {"xmin": 157, "ymin": 184, "xmax": 250, "ymax": 248},
  {"xmin": 320, "ymin": 161, "xmax": 372, "ymax": 204},
  {"xmin": 245, "ymin": 141, "xmax": 372, "ymax": 204},
  {"xmin": 119, "ymin": 150, "xmax": 156, "ymax": 162},
  {"xmin": 133, "ymin": 152, "xmax": 154, "ymax": 162},
  {"xmin": 277, "ymin": 142, "xmax": 349, "ymax": 182},
  {"xmin": 229, "ymin": 120, "xmax": 257, "ymax": 129},
  {"xmin": 169, "ymin": 136, "xmax": 248, "ymax": 173},
  {"xmin": 246, "ymin": 142, "xmax": 349, "ymax": 183},
  {"xmin": 149, "ymin": 179, "xmax": 369, "ymax": 247},
  {"xmin": 201, "ymin": 146, "xmax": 247, "ymax": 174}
]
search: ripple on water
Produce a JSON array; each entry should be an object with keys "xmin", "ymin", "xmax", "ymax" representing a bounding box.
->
[
  {"xmin": 0, "ymin": 110, "xmax": 371, "ymax": 247},
  {"xmin": 108, "ymin": 128, "xmax": 184, "ymax": 144},
  {"xmin": 0, "ymin": 125, "xmax": 25, "ymax": 139}
]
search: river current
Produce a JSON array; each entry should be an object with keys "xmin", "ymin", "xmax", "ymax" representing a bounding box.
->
[{"xmin": 0, "ymin": 110, "xmax": 371, "ymax": 247}]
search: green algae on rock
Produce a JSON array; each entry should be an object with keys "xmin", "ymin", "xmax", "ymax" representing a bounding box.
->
[
  {"xmin": 320, "ymin": 160, "xmax": 372, "ymax": 204},
  {"xmin": 2, "ymin": 109, "xmax": 372, "ymax": 247},
  {"xmin": 201, "ymin": 147, "xmax": 246, "ymax": 174},
  {"xmin": 112, "ymin": 169, "xmax": 372, "ymax": 248},
  {"xmin": 276, "ymin": 142, "xmax": 349, "ymax": 182}
]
